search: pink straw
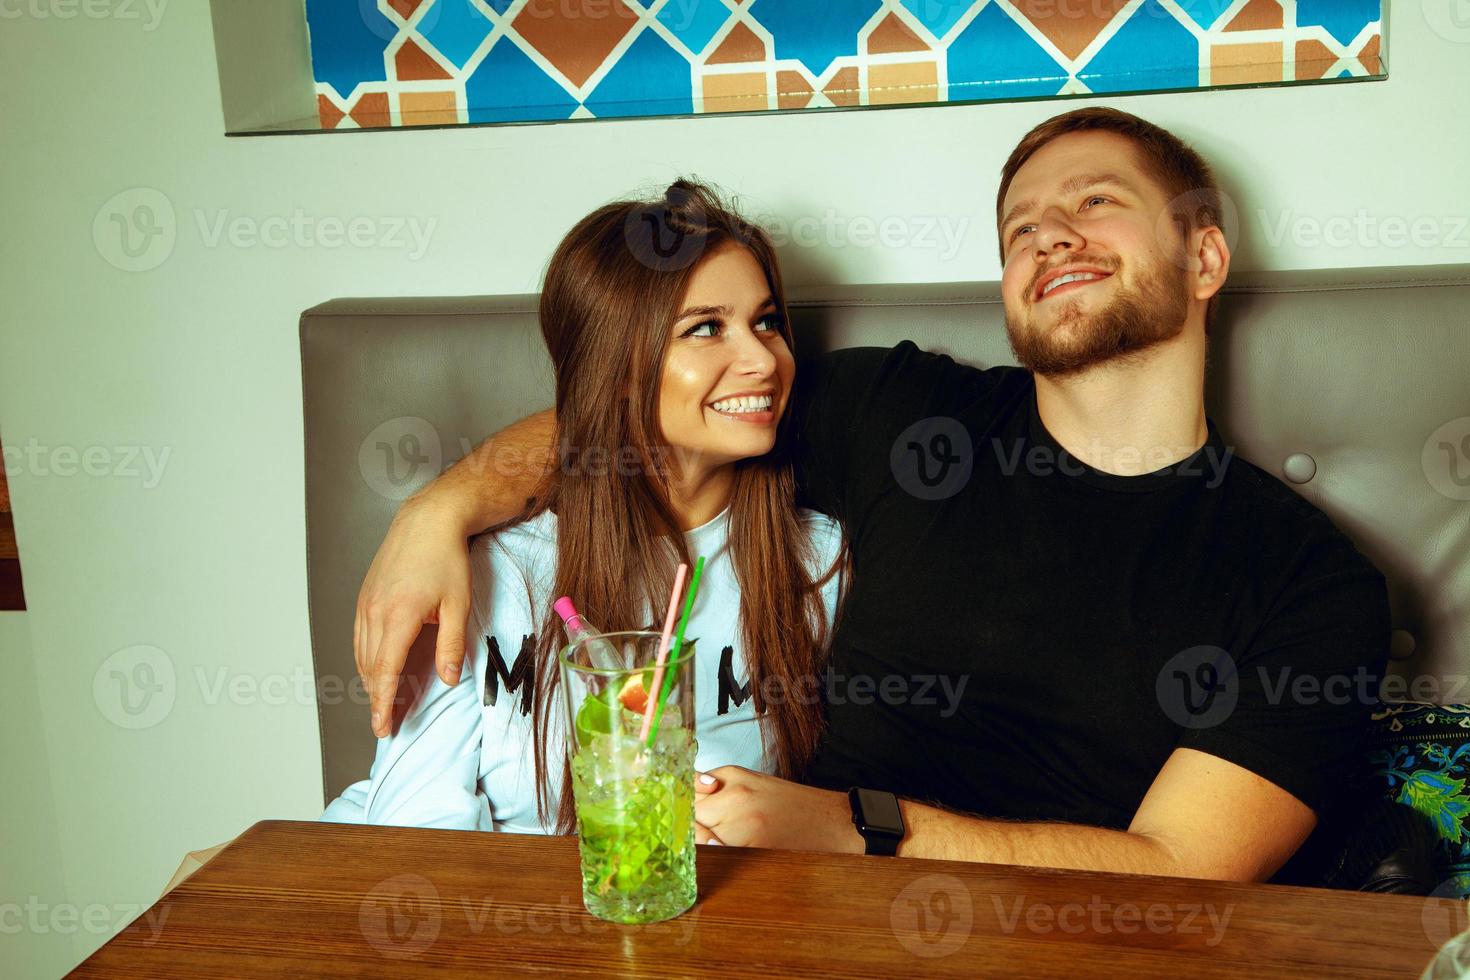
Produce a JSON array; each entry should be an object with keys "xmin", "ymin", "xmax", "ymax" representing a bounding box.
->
[{"xmin": 639, "ymin": 563, "xmax": 688, "ymax": 743}]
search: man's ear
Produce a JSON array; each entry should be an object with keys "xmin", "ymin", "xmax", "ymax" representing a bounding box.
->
[{"xmin": 1191, "ymin": 225, "xmax": 1230, "ymax": 304}]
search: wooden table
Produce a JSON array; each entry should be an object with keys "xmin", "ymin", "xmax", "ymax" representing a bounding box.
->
[{"xmin": 73, "ymin": 819, "xmax": 1465, "ymax": 978}]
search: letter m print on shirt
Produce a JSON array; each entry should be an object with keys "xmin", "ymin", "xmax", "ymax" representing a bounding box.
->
[
  {"xmin": 717, "ymin": 645, "xmax": 751, "ymax": 716},
  {"xmin": 484, "ymin": 635, "xmax": 535, "ymax": 716}
]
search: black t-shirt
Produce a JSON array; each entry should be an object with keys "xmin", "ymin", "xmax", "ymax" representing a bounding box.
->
[{"xmin": 794, "ymin": 342, "xmax": 1390, "ymax": 840}]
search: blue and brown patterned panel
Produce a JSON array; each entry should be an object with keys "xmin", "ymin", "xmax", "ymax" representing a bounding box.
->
[{"xmin": 305, "ymin": 0, "xmax": 1386, "ymax": 129}]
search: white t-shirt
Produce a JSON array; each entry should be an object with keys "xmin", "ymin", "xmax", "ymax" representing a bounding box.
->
[{"xmin": 321, "ymin": 506, "xmax": 843, "ymax": 833}]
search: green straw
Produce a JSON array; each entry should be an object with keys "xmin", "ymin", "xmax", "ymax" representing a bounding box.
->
[{"xmin": 647, "ymin": 555, "xmax": 704, "ymax": 746}]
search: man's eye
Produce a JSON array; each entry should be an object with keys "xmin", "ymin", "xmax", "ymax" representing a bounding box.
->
[
  {"xmin": 1084, "ymin": 195, "xmax": 1111, "ymax": 208},
  {"xmin": 682, "ymin": 320, "xmax": 720, "ymax": 338},
  {"xmin": 1011, "ymin": 224, "xmax": 1035, "ymax": 242}
]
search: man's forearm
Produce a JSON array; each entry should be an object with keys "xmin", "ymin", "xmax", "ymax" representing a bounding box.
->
[
  {"xmin": 898, "ymin": 801, "xmax": 1187, "ymax": 878},
  {"xmin": 407, "ymin": 409, "xmax": 556, "ymax": 535}
]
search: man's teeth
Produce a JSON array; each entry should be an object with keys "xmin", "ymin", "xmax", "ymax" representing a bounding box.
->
[
  {"xmin": 711, "ymin": 395, "xmax": 773, "ymax": 414},
  {"xmin": 1042, "ymin": 271, "xmax": 1105, "ymax": 296}
]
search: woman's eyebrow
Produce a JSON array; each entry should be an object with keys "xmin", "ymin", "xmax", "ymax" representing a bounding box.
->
[
  {"xmin": 675, "ymin": 304, "xmax": 730, "ymax": 321},
  {"xmin": 675, "ymin": 296, "xmax": 777, "ymax": 321}
]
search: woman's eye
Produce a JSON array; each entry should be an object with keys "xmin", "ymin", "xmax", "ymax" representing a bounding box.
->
[
  {"xmin": 683, "ymin": 320, "xmax": 720, "ymax": 338},
  {"xmin": 1084, "ymin": 195, "xmax": 1110, "ymax": 208},
  {"xmin": 755, "ymin": 313, "xmax": 784, "ymax": 333}
]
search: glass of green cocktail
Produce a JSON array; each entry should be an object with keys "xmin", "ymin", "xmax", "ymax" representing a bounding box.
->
[{"xmin": 560, "ymin": 630, "xmax": 698, "ymax": 924}]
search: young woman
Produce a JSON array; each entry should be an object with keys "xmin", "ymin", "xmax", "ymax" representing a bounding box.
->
[{"xmin": 322, "ymin": 180, "xmax": 845, "ymax": 834}]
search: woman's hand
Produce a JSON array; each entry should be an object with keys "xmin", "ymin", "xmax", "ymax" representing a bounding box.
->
[
  {"xmin": 356, "ymin": 495, "xmax": 474, "ymax": 738},
  {"xmin": 695, "ymin": 771, "xmax": 724, "ymax": 844},
  {"xmin": 693, "ymin": 767, "xmax": 864, "ymax": 854}
]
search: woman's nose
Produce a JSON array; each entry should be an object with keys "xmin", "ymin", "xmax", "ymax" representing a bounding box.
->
[{"xmin": 729, "ymin": 324, "xmax": 777, "ymax": 376}]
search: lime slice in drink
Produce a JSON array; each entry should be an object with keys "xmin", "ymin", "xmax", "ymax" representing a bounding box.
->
[{"xmin": 574, "ymin": 688, "xmax": 619, "ymax": 747}]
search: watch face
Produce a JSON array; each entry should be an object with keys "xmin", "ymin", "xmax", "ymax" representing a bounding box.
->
[{"xmin": 856, "ymin": 788, "xmax": 903, "ymax": 835}]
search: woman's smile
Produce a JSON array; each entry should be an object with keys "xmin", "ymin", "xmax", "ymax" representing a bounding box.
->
[{"xmin": 707, "ymin": 390, "xmax": 777, "ymax": 424}]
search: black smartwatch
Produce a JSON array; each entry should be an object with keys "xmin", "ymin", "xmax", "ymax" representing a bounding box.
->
[{"xmin": 848, "ymin": 787, "xmax": 905, "ymax": 856}]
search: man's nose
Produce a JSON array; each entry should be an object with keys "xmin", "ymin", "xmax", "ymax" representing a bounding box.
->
[{"xmin": 1034, "ymin": 207, "xmax": 1083, "ymax": 254}]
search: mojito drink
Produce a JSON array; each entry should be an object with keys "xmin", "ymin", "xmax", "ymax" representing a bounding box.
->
[{"xmin": 562, "ymin": 632, "xmax": 697, "ymax": 924}]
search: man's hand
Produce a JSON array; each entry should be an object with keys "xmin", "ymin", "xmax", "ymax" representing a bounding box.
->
[
  {"xmin": 353, "ymin": 409, "xmax": 556, "ymax": 739},
  {"xmin": 693, "ymin": 766, "xmax": 864, "ymax": 854},
  {"xmin": 356, "ymin": 496, "xmax": 473, "ymax": 737},
  {"xmin": 692, "ymin": 750, "xmax": 1312, "ymax": 880}
]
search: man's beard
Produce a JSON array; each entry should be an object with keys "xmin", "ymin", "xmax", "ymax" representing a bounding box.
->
[{"xmin": 1005, "ymin": 256, "xmax": 1190, "ymax": 379}]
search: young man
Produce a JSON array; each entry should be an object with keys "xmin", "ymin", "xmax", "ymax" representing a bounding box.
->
[{"xmin": 354, "ymin": 109, "xmax": 1387, "ymax": 883}]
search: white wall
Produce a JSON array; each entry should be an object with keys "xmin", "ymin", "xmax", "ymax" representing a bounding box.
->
[
  {"xmin": 0, "ymin": 613, "xmax": 74, "ymax": 978},
  {"xmin": 1, "ymin": 3, "xmax": 1466, "ymax": 974}
]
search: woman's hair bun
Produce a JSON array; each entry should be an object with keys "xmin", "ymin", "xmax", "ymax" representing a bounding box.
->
[
  {"xmin": 660, "ymin": 179, "xmax": 714, "ymax": 233},
  {"xmin": 617, "ymin": 178, "xmax": 759, "ymax": 273}
]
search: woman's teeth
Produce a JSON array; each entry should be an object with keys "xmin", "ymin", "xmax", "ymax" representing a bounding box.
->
[{"xmin": 710, "ymin": 395, "xmax": 773, "ymax": 414}]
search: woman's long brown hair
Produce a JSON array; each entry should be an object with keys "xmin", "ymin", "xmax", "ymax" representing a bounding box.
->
[{"xmin": 505, "ymin": 179, "xmax": 841, "ymax": 833}]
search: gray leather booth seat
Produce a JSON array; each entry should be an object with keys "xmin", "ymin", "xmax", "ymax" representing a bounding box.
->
[{"xmin": 302, "ymin": 266, "xmax": 1470, "ymax": 805}]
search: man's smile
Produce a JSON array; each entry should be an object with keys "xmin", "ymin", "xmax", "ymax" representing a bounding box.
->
[{"xmin": 1034, "ymin": 267, "xmax": 1114, "ymax": 303}]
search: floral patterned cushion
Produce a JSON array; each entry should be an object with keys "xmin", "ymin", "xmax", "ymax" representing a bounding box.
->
[{"xmin": 1367, "ymin": 701, "xmax": 1470, "ymax": 896}]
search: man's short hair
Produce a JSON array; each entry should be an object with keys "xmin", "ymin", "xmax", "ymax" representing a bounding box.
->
[{"xmin": 996, "ymin": 107, "xmax": 1226, "ymax": 327}]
